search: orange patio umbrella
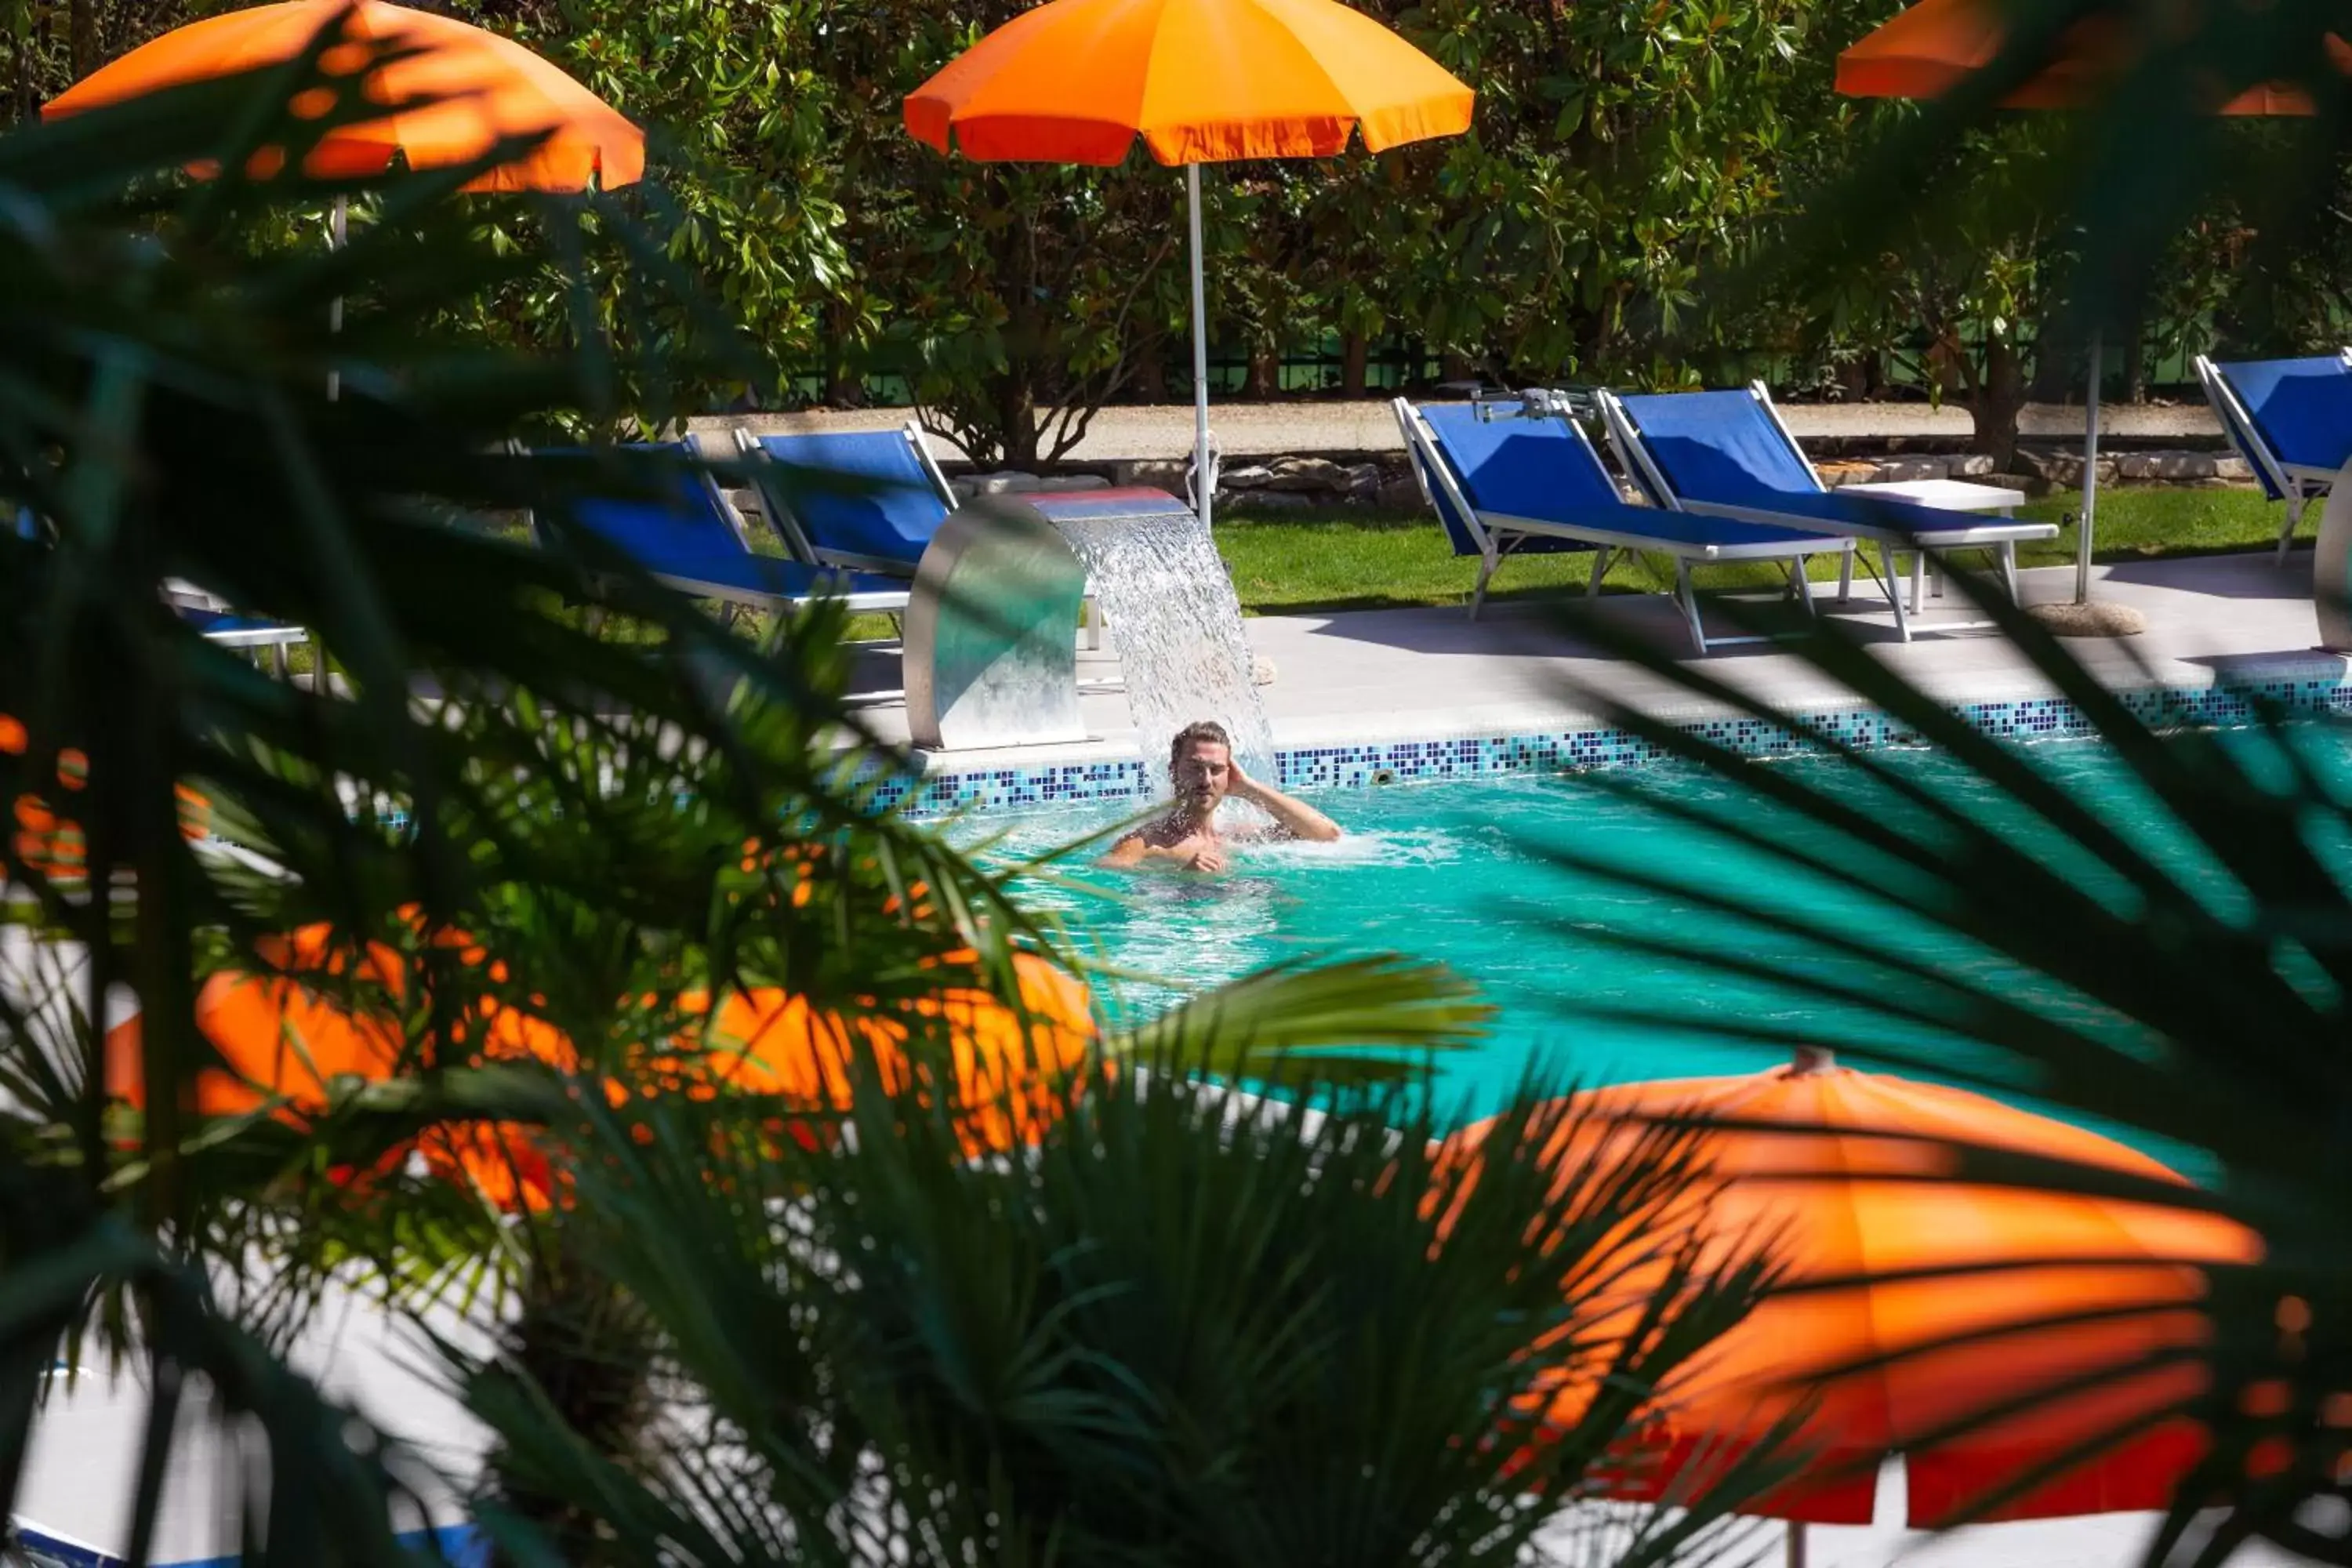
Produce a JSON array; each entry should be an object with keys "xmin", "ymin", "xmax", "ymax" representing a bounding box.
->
[
  {"xmin": 104, "ymin": 920, "xmax": 581, "ymax": 1207},
  {"xmin": 106, "ymin": 927, "xmax": 1098, "ymax": 1203},
  {"xmin": 906, "ymin": 0, "xmax": 1474, "ymax": 526},
  {"xmin": 1835, "ymin": 0, "xmax": 2331, "ymax": 114},
  {"xmin": 1834, "ymin": 0, "xmax": 2337, "ymax": 607},
  {"xmin": 1443, "ymin": 1049, "xmax": 2258, "ymax": 1559},
  {"xmin": 662, "ymin": 951, "xmax": 1098, "ymax": 1157},
  {"xmin": 42, "ymin": 0, "xmax": 643, "ymax": 192}
]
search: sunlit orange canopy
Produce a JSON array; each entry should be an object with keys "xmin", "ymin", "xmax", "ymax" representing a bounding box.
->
[
  {"xmin": 42, "ymin": 0, "xmax": 643, "ymax": 191},
  {"xmin": 1446, "ymin": 1057, "xmax": 2259, "ymax": 1526},
  {"xmin": 106, "ymin": 926, "xmax": 1097, "ymax": 1200},
  {"xmin": 905, "ymin": 0, "xmax": 1474, "ymax": 166},
  {"xmin": 103, "ymin": 920, "xmax": 578, "ymax": 1206},
  {"xmin": 665, "ymin": 951, "xmax": 1098, "ymax": 1157},
  {"xmin": 1835, "ymin": 0, "xmax": 2339, "ymax": 115}
]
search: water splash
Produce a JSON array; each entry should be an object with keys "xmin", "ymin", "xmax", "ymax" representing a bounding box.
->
[{"xmin": 1051, "ymin": 500, "xmax": 1276, "ymax": 797}]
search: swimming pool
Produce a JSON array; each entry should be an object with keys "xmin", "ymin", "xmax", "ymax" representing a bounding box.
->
[{"xmin": 980, "ymin": 727, "xmax": 2326, "ymax": 1151}]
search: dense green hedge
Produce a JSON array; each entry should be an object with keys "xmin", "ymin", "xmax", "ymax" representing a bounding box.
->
[{"xmin": 11, "ymin": 0, "xmax": 2351, "ymax": 463}]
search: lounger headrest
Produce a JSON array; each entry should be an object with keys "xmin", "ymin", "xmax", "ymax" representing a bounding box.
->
[
  {"xmin": 2215, "ymin": 356, "xmax": 2352, "ymax": 471},
  {"xmin": 1613, "ymin": 390, "xmax": 1818, "ymax": 505},
  {"xmin": 1416, "ymin": 403, "xmax": 1619, "ymax": 517},
  {"xmin": 753, "ymin": 430, "xmax": 946, "ymax": 564}
]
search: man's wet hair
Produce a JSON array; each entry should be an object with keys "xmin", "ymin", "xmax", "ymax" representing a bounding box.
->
[{"xmin": 1169, "ymin": 719, "xmax": 1231, "ymax": 771}]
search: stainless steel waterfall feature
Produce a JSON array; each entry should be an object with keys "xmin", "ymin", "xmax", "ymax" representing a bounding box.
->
[
  {"xmin": 904, "ymin": 494, "xmax": 1094, "ymax": 752},
  {"xmin": 905, "ymin": 487, "xmax": 1276, "ymax": 777}
]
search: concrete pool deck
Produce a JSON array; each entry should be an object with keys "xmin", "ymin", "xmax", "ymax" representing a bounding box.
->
[{"xmin": 853, "ymin": 550, "xmax": 2343, "ymax": 783}]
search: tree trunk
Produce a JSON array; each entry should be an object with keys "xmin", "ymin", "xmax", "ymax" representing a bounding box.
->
[
  {"xmin": 996, "ymin": 367, "xmax": 1040, "ymax": 471},
  {"xmin": 1340, "ymin": 332, "xmax": 1368, "ymax": 397},
  {"xmin": 1131, "ymin": 336, "xmax": 1166, "ymax": 403},
  {"xmin": 68, "ymin": 0, "xmax": 98, "ymax": 79},
  {"xmin": 2027, "ymin": 309, "xmax": 2071, "ymax": 403},
  {"xmin": 822, "ymin": 304, "xmax": 862, "ymax": 407},
  {"xmin": 486, "ymin": 1265, "xmax": 657, "ymax": 1567},
  {"xmin": 1245, "ymin": 347, "xmax": 1277, "ymax": 399},
  {"xmin": 1969, "ymin": 332, "xmax": 2027, "ymax": 470},
  {"xmin": 2122, "ymin": 330, "xmax": 2147, "ymax": 405}
]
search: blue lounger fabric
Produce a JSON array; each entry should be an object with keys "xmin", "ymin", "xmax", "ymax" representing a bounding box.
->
[
  {"xmin": 177, "ymin": 608, "xmax": 297, "ymax": 640},
  {"xmin": 2214, "ymin": 356, "xmax": 2352, "ymax": 494},
  {"xmin": 750, "ymin": 430, "xmax": 946, "ymax": 570},
  {"xmin": 1417, "ymin": 404, "xmax": 1826, "ymax": 550},
  {"xmin": 550, "ymin": 443, "xmax": 902, "ymax": 604},
  {"xmin": 1615, "ymin": 390, "xmax": 1993, "ymax": 536}
]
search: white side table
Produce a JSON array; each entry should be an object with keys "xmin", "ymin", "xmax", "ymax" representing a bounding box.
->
[
  {"xmin": 1837, "ymin": 478, "xmax": 2032, "ymax": 609},
  {"xmin": 1839, "ymin": 477, "xmax": 2027, "ymax": 514}
]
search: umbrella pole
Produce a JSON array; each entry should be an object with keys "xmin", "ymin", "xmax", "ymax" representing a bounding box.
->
[
  {"xmin": 2074, "ymin": 336, "xmax": 2100, "ymax": 604},
  {"xmin": 1186, "ymin": 162, "xmax": 1211, "ymax": 528},
  {"xmin": 1786, "ymin": 1523, "xmax": 1806, "ymax": 1568},
  {"xmin": 328, "ymin": 194, "xmax": 347, "ymax": 404}
]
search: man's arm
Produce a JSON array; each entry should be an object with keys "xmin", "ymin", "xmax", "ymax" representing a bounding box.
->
[
  {"xmin": 1102, "ymin": 830, "xmax": 1228, "ymax": 871},
  {"xmin": 1231, "ymin": 764, "xmax": 1341, "ymax": 842}
]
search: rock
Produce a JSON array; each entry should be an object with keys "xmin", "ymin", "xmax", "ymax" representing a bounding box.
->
[
  {"xmin": 1816, "ymin": 460, "xmax": 1877, "ymax": 488},
  {"xmin": 1264, "ymin": 456, "xmax": 1348, "ymax": 492},
  {"xmin": 1871, "ymin": 456, "xmax": 1952, "ymax": 484},
  {"xmin": 1950, "ymin": 453, "xmax": 1997, "ymax": 477},
  {"xmin": 2213, "ymin": 455, "xmax": 2254, "ymax": 482},
  {"xmin": 965, "ymin": 470, "xmax": 1046, "ymax": 495},
  {"xmin": 1228, "ymin": 489, "xmax": 1315, "ymax": 514},
  {"xmin": 1250, "ymin": 654, "xmax": 1278, "ymax": 687},
  {"xmin": 1984, "ymin": 471, "xmax": 2052, "ymax": 499},
  {"xmin": 948, "ymin": 478, "xmax": 979, "ymax": 503},
  {"xmin": 1376, "ymin": 475, "xmax": 1427, "ymax": 511},
  {"xmin": 1343, "ymin": 463, "xmax": 1382, "ymax": 499},
  {"xmin": 2115, "ymin": 450, "xmax": 2216, "ymax": 481},
  {"xmin": 2018, "ymin": 450, "xmax": 2117, "ymax": 488},
  {"xmin": 1109, "ymin": 458, "xmax": 1189, "ymax": 492},
  {"xmin": 1034, "ymin": 474, "xmax": 1109, "ymax": 492},
  {"xmin": 724, "ymin": 486, "xmax": 764, "ymax": 519},
  {"xmin": 1218, "ymin": 463, "xmax": 1274, "ymax": 491}
]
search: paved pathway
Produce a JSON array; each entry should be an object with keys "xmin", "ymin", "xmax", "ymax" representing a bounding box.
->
[{"xmin": 704, "ymin": 397, "xmax": 2223, "ymax": 462}]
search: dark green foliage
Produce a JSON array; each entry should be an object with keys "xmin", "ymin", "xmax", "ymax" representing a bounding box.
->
[{"xmin": 465, "ymin": 1054, "xmax": 1791, "ymax": 1568}]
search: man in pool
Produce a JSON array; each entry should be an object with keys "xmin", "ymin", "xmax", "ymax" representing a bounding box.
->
[{"xmin": 1102, "ymin": 719, "xmax": 1341, "ymax": 872}]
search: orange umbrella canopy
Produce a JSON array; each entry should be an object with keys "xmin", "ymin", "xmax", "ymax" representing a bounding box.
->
[
  {"xmin": 1835, "ymin": 0, "xmax": 2328, "ymax": 114},
  {"xmin": 905, "ymin": 0, "xmax": 1475, "ymax": 166},
  {"xmin": 105, "ymin": 928, "xmax": 1098, "ymax": 1202},
  {"xmin": 662, "ymin": 951, "xmax": 1098, "ymax": 1157},
  {"xmin": 1446, "ymin": 1058, "xmax": 2258, "ymax": 1527},
  {"xmin": 42, "ymin": 0, "xmax": 644, "ymax": 191}
]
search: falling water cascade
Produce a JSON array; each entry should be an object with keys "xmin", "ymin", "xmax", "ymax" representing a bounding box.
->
[{"xmin": 902, "ymin": 487, "xmax": 1276, "ymax": 810}]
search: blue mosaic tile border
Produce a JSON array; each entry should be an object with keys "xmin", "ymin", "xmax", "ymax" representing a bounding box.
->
[{"xmin": 872, "ymin": 669, "xmax": 2352, "ymax": 819}]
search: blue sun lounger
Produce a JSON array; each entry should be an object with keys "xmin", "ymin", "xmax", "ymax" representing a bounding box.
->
[
  {"xmin": 730, "ymin": 423, "xmax": 957, "ymax": 575},
  {"xmin": 531, "ymin": 441, "xmax": 910, "ymax": 620},
  {"xmin": 1392, "ymin": 396, "xmax": 1855, "ymax": 655},
  {"xmin": 2193, "ymin": 351, "xmax": 2352, "ymax": 562},
  {"xmin": 731, "ymin": 423, "xmax": 1109, "ymax": 648},
  {"xmin": 1595, "ymin": 383, "xmax": 2056, "ymax": 642},
  {"xmin": 16, "ymin": 508, "xmax": 309, "ymax": 671}
]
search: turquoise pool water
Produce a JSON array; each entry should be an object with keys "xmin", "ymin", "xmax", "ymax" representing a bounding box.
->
[{"xmin": 978, "ymin": 729, "xmax": 2318, "ymax": 1146}]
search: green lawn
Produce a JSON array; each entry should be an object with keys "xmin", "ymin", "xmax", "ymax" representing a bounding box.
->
[{"xmin": 1214, "ymin": 486, "xmax": 2292, "ymax": 616}]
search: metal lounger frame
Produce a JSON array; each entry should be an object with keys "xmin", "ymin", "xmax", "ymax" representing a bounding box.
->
[
  {"xmin": 2193, "ymin": 349, "xmax": 2352, "ymax": 564},
  {"xmin": 1596, "ymin": 383, "xmax": 2051, "ymax": 643},
  {"xmin": 1393, "ymin": 397, "xmax": 1853, "ymax": 656}
]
